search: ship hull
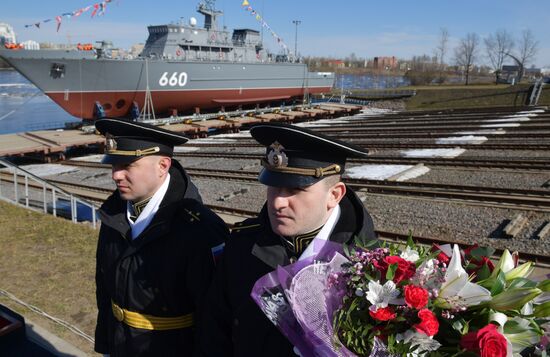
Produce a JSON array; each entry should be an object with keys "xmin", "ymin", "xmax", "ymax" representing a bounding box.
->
[{"xmin": 0, "ymin": 49, "xmax": 334, "ymax": 120}]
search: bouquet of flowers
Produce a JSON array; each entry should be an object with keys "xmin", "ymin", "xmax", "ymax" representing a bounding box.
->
[{"xmin": 251, "ymin": 237, "xmax": 550, "ymax": 357}]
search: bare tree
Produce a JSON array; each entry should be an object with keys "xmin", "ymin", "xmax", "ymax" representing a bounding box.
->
[
  {"xmin": 484, "ymin": 29, "xmax": 514, "ymax": 84},
  {"xmin": 434, "ymin": 28, "xmax": 449, "ymax": 83},
  {"xmin": 512, "ymin": 29, "xmax": 539, "ymax": 82},
  {"xmin": 454, "ymin": 33, "xmax": 479, "ymax": 85}
]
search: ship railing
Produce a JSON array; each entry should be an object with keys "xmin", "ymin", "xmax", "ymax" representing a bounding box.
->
[{"xmin": 0, "ymin": 158, "xmax": 98, "ymax": 229}]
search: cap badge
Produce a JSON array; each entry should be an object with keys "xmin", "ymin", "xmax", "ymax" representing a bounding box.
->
[
  {"xmin": 267, "ymin": 141, "xmax": 288, "ymax": 168},
  {"xmin": 105, "ymin": 133, "xmax": 117, "ymax": 152}
]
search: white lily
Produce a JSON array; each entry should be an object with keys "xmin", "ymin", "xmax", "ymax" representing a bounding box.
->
[
  {"xmin": 366, "ymin": 280, "xmax": 401, "ymax": 310},
  {"xmin": 504, "ymin": 317, "xmax": 542, "ymax": 354},
  {"xmin": 435, "ymin": 244, "xmax": 491, "ymax": 309},
  {"xmin": 395, "ymin": 329, "xmax": 442, "ymax": 356},
  {"xmin": 400, "ymin": 246, "xmax": 420, "ymax": 263},
  {"xmin": 490, "ymin": 249, "xmax": 516, "ymax": 279}
]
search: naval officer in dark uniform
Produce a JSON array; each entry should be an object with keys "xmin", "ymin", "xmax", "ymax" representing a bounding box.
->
[
  {"xmin": 94, "ymin": 119, "xmax": 228, "ymax": 356},
  {"xmin": 201, "ymin": 123, "xmax": 377, "ymax": 356}
]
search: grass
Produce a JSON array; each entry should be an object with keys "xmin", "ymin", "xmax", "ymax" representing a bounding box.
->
[
  {"xmin": 341, "ymin": 84, "xmax": 550, "ymax": 110},
  {"xmin": 0, "ymin": 200, "xmax": 98, "ymax": 355}
]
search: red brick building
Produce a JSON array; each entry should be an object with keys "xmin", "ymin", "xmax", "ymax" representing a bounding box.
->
[{"xmin": 373, "ymin": 56, "xmax": 398, "ymax": 70}]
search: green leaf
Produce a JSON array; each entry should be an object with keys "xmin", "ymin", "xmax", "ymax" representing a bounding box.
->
[
  {"xmin": 476, "ymin": 263, "xmax": 492, "ymax": 281},
  {"xmin": 470, "ymin": 246, "xmax": 495, "ymax": 260},
  {"xmin": 407, "ymin": 232, "xmax": 415, "ymax": 248},
  {"xmin": 490, "ymin": 271, "xmax": 506, "ymax": 295},
  {"xmin": 534, "ymin": 300, "xmax": 550, "ymax": 318},
  {"xmin": 343, "ymin": 243, "xmax": 350, "ymax": 258},
  {"xmin": 386, "ymin": 263, "xmax": 398, "ymax": 281},
  {"xmin": 537, "ymin": 279, "xmax": 550, "ymax": 292},
  {"xmin": 509, "ymin": 277, "xmax": 538, "ymax": 289}
]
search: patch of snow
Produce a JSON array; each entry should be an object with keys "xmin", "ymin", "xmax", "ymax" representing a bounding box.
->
[
  {"xmin": 72, "ymin": 154, "xmax": 104, "ymax": 162},
  {"xmin": 298, "ymin": 119, "xmax": 352, "ymax": 127},
  {"xmin": 189, "ymin": 138, "xmax": 237, "ymax": 143},
  {"xmin": 401, "ymin": 148, "xmax": 466, "ymax": 158},
  {"xmin": 173, "ymin": 146, "xmax": 200, "ymax": 152},
  {"xmin": 212, "ymin": 131, "xmax": 251, "ymax": 138},
  {"xmin": 455, "ymin": 129, "xmax": 506, "ymax": 135},
  {"xmin": 395, "ymin": 165, "xmax": 431, "ymax": 181},
  {"xmin": 345, "ymin": 164, "xmax": 431, "ymax": 181},
  {"xmin": 360, "ymin": 108, "xmax": 392, "ymax": 116},
  {"xmin": 436, "ymin": 136, "xmax": 487, "ymax": 145},
  {"xmin": 19, "ymin": 164, "xmax": 78, "ymax": 177},
  {"xmin": 345, "ymin": 164, "xmax": 414, "ymax": 180},
  {"xmin": 481, "ymin": 123, "xmax": 521, "ymax": 128},
  {"xmin": 518, "ymin": 109, "xmax": 545, "ymax": 114},
  {"xmin": 484, "ymin": 117, "xmax": 530, "ymax": 122}
]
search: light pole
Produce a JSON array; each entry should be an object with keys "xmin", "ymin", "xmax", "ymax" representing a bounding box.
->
[{"xmin": 292, "ymin": 20, "xmax": 301, "ymax": 57}]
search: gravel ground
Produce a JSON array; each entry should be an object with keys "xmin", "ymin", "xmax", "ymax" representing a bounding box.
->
[
  {"xmin": 410, "ymin": 167, "xmax": 550, "ymax": 190},
  {"xmin": 9, "ymin": 107, "xmax": 550, "ymax": 257},
  {"xmin": 359, "ymin": 193, "xmax": 550, "ymax": 255},
  {"xmin": 193, "ymin": 178, "xmax": 266, "ymax": 213}
]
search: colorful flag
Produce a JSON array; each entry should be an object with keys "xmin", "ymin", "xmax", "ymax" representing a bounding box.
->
[
  {"xmin": 241, "ymin": 0, "xmax": 250, "ymax": 6},
  {"xmin": 55, "ymin": 16, "xmax": 62, "ymax": 32},
  {"xmin": 91, "ymin": 3, "xmax": 100, "ymax": 17}
]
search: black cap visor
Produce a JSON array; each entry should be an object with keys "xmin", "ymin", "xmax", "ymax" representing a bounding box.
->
[
  {"xmin": 259, "ymin": 168, "xmax": 327, "ymax": 188},
  {"xmin": 101, "ymin": 153, "xmax": 141, "ymax": 165}
]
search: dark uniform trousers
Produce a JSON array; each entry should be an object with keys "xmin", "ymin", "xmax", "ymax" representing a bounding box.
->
[
  {"xmin": 200, "ymin": 188, "xmax": 377, "ymax": 357},
  {"xmin": 95, "ymin": 161, "xmax": 228, "ymax": 356}
]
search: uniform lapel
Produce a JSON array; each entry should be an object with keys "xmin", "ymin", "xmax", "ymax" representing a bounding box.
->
[{"xmin": 250, "ymin": 207, "xmax": 289, "ymax": 270}]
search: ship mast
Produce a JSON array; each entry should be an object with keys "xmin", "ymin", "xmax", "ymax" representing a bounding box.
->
[
  {"xmin": 197, "ymin": 0, "xmax": 222, "ymax": 31},
  {"xmin": 140, "ymin": 59, "xmax": 156, "ymax": 121}
]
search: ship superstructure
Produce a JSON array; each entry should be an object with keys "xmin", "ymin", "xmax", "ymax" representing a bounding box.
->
[{"xmin": 0, "ymin": 1, "xmax": 334, "ymax": 120}]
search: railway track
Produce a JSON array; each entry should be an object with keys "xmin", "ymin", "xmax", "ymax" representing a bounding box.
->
[
  {"xmin": 182, "ymin": 142, "xmax": 550, "ymax": 150},
  {"xmin": 4, "ymin": 171, "xmax": 550, "ymax": 269},
  {"xmin": 6, "ymin": 163, "xmax": 550, "ymax": 212},
  {"xmin": 170, "ymin": 152, "xmax": 550, "ymax": 171}
]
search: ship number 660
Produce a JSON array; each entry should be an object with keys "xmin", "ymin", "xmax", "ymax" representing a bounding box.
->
[{"xmin": 159, "ymin": 72, "xmax": 188, "ymax": 87}]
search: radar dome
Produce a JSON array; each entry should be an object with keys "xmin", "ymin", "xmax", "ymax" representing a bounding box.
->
[{"xmin": 189, "ymin": 17, "xmax": 197, "ymax": 27}]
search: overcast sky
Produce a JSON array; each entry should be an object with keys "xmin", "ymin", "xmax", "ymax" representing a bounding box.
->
[{"xmin": 4, "ymin": 0, "xmax": 550, "ymax": 67}]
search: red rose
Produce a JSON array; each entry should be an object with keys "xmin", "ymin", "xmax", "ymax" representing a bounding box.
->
[
  {"xmin": 461, "ymin": 324, "xmax": 508, "ymax": 357},
  {"xmin": 431, "ymin": 245, "xmax": 450, "ymax": 265},
  {"xmin": 468, "ymin": 256, "xmax": 496, "ymax": 277},
  {"xmin": 369, "ymin": 306, "xmax": 396, "ymax": 321},
  {"xmin": 463, "ymin": 243, "xmax": 479, "ymax": 257},
  {"xmin": 414, "ymin": 309, "xmax": 439, "ymax": 337},
  {"xmin": 384, "ymin": 256, "xmax": 416, "ymax": 283},
  {"xmin": 436, "ymin": 252, "xmax": 450, "ymax": 265},
  {"xmin": 404, "ymin": 285, "xmax": 429, "ymax": 309}
]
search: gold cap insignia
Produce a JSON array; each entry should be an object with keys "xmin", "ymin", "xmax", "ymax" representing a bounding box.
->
[
  {"xmin": 105, "ymin": 133, "xmax": 117, "ymax": 153},
  {"xmin": 267, "ymin": 141, "xmax": 288, "ymax": 168}
]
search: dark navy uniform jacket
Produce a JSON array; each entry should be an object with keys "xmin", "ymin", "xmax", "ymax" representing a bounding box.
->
[
  {"xmin": 95, "ymin": 161, "xmax": 228, "ymax": 356},
  {"xmin": 200, "ymin": 187, "xmax": 377, "ymax": 357}
]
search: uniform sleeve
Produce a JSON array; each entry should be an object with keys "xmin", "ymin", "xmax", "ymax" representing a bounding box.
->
[
  {"xmin": 94, "ymin": 226, "xmax": 111, "ymax": 354},
  {"xmin": 199, "ymin": 247, "xmax": 234, "ymax": 357},
  {"xmin": 184, "ymin": 207, "xmax": 230, "ymax": 356}
]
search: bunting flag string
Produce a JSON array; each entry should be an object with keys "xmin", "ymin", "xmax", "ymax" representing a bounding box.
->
[
  {"xmin": 25, "ymin": 0, "xmax": 113, "ymax": 32},
  {"xmin": 241, "ymin": 0, "xmax": 290, "ymax": 54}
]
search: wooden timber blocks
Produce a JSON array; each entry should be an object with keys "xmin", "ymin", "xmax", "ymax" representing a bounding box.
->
[
  {"xmin": 503, "ymin": 214, "xmax": 528, "ymax": 238},
  {"xmin": 536, "ymin": 221, "xmax": 550, "ymax": 240}
]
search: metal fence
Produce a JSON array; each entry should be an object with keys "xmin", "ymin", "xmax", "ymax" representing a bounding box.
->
[{"xmin": 0, "ymin": 158, "xmax": 98, "ymax": 228}]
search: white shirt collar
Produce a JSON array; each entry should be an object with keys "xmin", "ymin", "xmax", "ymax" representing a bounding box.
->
[
  {"xmin": 299, "ymin": 204, "xmax": 341, "ymax": 261},
  {"xmin": 126, "ymin": 173, "xmax": 171, "ymax": 239}
]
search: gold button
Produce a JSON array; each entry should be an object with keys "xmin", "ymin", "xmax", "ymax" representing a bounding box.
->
[
  {"xmin": 113, "ymin": 304, "xmax": 125, "ymax": 322},
  {"xmin": 289, "ymin": 256, "xmax": 297, "ymax": 264}
]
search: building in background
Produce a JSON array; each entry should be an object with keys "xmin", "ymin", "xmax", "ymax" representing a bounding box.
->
[
  {"xmin": 21, "ymin": 40, "xmax": 40, "ymax": 50},
  {"xmin": 0, "ymin": 22, "xmax": 16, "ymax": 44},
  {"xmin": 373, "ymin": 56, "xmax": 398, "ymax": 70}
]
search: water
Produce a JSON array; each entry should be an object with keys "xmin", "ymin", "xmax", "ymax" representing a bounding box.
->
[
  {"xmin": 0, "ymin": 70, "xmax": 79, "ymax": 135},
  {"xmin": 335, "ymin": 73, "xmax": 410, "ymax": 90}
]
